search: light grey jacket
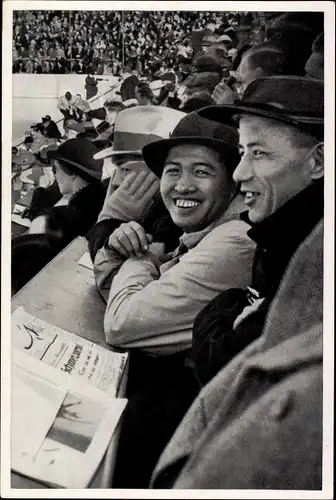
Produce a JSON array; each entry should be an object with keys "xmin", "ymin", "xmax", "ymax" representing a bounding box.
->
[
  {"xmin": 151, "ymin": 219, "xmax": 323, "ymax": 489},
  {"xmin": 94, "ymin": 198, "xmax": 255, "ymax": 355}
]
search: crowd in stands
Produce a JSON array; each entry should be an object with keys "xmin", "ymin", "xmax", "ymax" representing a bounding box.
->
[
  {"xmin": 13, "ymin": 10, "xmax": 265, "ymax": 76},
  {"xmin": 11, "ymin": 10, "xmax": 325, "ymax": 492}
]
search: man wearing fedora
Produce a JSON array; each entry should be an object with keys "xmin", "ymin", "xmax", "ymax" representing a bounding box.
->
[
  {"xmin": 93, "ymin": 110, "xmax": 255, "ymax": 488},
  {"xmin": 148, "ymin": 76, "xmax": 324, "ymax": 489},
  {"xmin": 87, "ymin": 105, "xmax": 186, "ymax": 268},
  {"xmin": 191, "ymin": 76, "xmax": 324, "ymax": 385}
]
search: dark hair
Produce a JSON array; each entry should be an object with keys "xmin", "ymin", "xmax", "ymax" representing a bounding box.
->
[
  {"xmin": 244, "ymin": 43, "xmax": 295, "ymax": 76},
  {"xmin": 265, "ymin": 23, "xmax": 319, "ymax": 75}
]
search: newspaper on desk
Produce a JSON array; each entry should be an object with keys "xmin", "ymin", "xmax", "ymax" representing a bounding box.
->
[
  {"xmin": 12, "ymin": 307, "xmax": 128, "ymax": 398},
  {"xmin": 11, "ymin": 349, "xmax": 127, "ymax": 489}
]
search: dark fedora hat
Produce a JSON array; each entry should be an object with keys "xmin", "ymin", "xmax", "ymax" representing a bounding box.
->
[
  {"xmin": 142, "ymin": 110, "xmax": 240, "ymax": 178},
  {"xmin": 48, "ymin": 138, "xmax": 103, "ymax": 181},
  {"xmin": 200, "ymin": 76, "xmax": 324, "ymax": 137}
]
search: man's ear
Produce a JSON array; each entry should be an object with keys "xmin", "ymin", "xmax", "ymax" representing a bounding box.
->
[{"xmin": 309, "ymin": 142, "xmax": 324, "ymax": 180}]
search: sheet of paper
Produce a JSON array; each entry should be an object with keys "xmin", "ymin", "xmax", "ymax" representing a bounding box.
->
[
  {"xmin": 11, "ymin": 352, "xmax": 128, "ymax": 489},
  {"xmin": 77, "ymin": 252, "xmax": 94, "ymax": 271},
  {"xmin": 12, "ymin": 307, "xmax": 128, "ymax": 397},
  {"xmin": 11, "ymin": 370, "xmax": 66, "ymax": 458}
]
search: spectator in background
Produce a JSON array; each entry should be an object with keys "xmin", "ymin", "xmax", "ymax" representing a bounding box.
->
[
  {"xmin": 87, "ymin": 105, "xmax": 185, "ymax": 264},
  {"xmin": 180, "ymin": 92, "xmax": 215, "ymax": 113},
  {"xmin": 12, "ymin": 10, "xmax": 269, "ymax": 77},
  {"xmin": 74, "ymin": 93, "xmax": 91, "ymax": 120},
  {"xmin": 230, "ymin": 43, "xmax": 300, "ymax": 96},
  {"xmin": 21, "ymin": 144, "xmax": 62, "ymax": 222},
  {"xmin": 135, "ymin": 82, "xmax": 154, "ymax": 106},
  {"xmin": 29, "ymin": 123, "xmax": 56, "ymax": 153},
  {"xmin": 18, "ymin": 135, "xmax": 34, "ymax": 152},
  {"xmin": 63, "ymin": 119, "xmax": 86, "ymax": 140},
  {"xmin": 41, "ymin": 114, "xmax": 62, "ymax": 141},
  {"xmin": 12, "ymin": 139, "xmax": 107, "ymax": 294},
  {"xmin": 57, "ymin": 91, "xmax": 78, "ymax": 121},
  {"xmin": 264, "ymin": 11, "xmax": 324, "ymax": 76},
  {"xmin": 85, "ymin": 73, "xmax": 99, "ymax": 100}
]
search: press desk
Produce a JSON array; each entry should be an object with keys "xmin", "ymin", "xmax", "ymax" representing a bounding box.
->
[{"xmin": 11, "ymin": 236, "xmax": 128, "ymax": 489}]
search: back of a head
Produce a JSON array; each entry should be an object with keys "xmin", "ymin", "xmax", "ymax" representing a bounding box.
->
[
  {"xmin": 267, "ymin": 12, "xmax": 324, "ymax": 39},
  {"xmin": 194, "ymin": 54, "xmax": 222, "ymax": 76},
  {"xmin": 180, "ymin": 92, "xmax": 216, "ymax": 113},
  {"xmin": 186, "ymin": 72, "xmax": 222, "ymax": 95},
  {"xmin": 245, "ymin": 43, "xmax": 301, "ymax": 77},
  {"xmin": 265, "ymin": 18, "xmax": 322, "ymax": 75}
]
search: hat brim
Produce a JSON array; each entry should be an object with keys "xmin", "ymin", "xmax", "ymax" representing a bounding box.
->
[
  {"xmin": 48, "ymin": 151, "xmax": 101, "ymax": 180},
  {"xmin": 199, "ymin": 104, "xmax": 324, "ymax": 130},
  {"xmin": 94, "ymin": 147, "xmax": 142, "ymax": 160},
  {"xmin": 142, "ymin": 136, "xmax": 237, "ymax": 178}
]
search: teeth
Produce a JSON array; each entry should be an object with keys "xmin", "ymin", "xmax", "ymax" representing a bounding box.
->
[
  {"xmin": 175, "ymin": 199, "xmax": 200, "ymax": 208},
  {"xmin": 243, "ymin": 191, "xmax": 258, "ymax": 199}
]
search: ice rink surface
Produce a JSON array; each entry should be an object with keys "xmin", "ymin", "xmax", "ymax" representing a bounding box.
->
[{"xmin": 12, "ymin": 74, "xmax": 119, "ymax": 145}]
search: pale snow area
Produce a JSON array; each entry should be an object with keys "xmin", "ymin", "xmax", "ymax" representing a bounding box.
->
[{"xmin": 12, "ymin": 74, "xmax": 119, "ymax": 145}]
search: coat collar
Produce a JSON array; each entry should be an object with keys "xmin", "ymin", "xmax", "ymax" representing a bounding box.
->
[
  {"xmin": 252, "ymin": 217, "xmax": 323, "ymax": 365},
  {"xmin": 241, "ymin": 179, "xmax": 324, "ymax": 250},
  {"xmin": 179, "ymin": 193, "xmax": 246, "ymax": 251}
]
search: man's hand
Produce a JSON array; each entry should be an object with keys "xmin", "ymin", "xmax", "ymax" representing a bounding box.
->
[
  {"xmin": 102, "ymin": 169, "xmax": 160, "ymax": 223},
  {"xmin": 107, "ymin": 221, "xmax": 153, "ymax": 258},
  {"xmin": 211, "ymin": 81, "xmax": 237, "ymax": 105}
]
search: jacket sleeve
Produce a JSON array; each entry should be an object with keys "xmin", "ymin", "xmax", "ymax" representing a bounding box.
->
[
  {"xmin": 93, "ymin": 243, "xmax": 127, "ymax": 302},
  {"xmin": 87, "ymin": 218, "xmax": 125, "ymax": 262},
  {"xmin": 103, "ymin": 220, "xmax": 255, "ymax": 356}
]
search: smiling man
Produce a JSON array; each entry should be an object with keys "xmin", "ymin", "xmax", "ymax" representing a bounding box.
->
[
  {"xmin": 94, "ymin": 110, "xmax": 255, "ymax": 355},
  {"xmin": 93, "ymin": 110, "xmax": 255, "ymax": 488},
  {"xmin": 190, "ymin": 76, "xmax": 324, "ymax": 386}
]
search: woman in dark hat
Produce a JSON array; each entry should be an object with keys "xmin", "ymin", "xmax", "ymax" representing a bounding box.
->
[
  {"xmin": 12, "ymin": 138, "xmax": 108, "ymax": 295},
  {"xmin": 94, "ymin": 111, "xmax": 256, "ymax": 488}
]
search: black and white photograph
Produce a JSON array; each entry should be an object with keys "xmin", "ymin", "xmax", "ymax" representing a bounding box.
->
[
  {"xmin": 1, "ymin": 1, "xmax": 334, "ymax": 497},
  {"xmin": 46, "ymin": 392, "xmax": 106, "ymax": 453}
]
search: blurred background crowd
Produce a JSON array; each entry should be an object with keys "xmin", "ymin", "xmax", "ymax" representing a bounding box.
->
[{"xmin": 13, "ymin": 10, "xmax": 269, "ymax": 76}]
